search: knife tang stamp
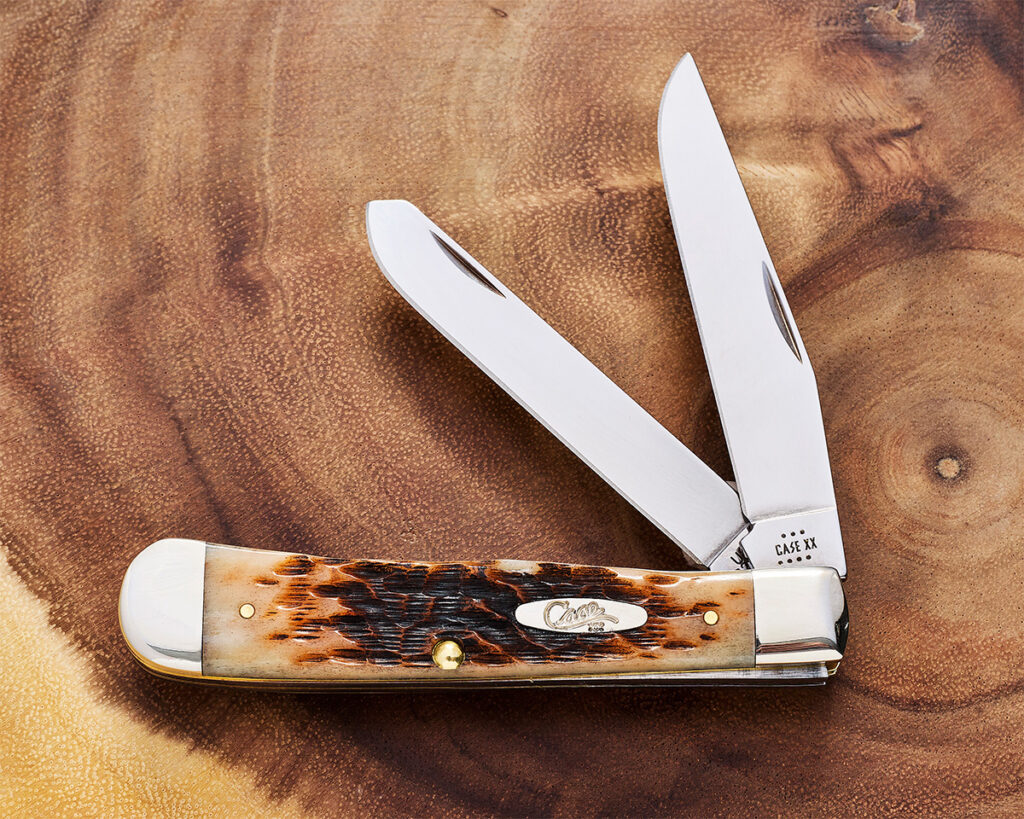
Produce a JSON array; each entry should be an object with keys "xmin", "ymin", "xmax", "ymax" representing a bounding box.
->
[{"xmin": 120, "ymin": 539, "xmax": 846, "ymax": 687}]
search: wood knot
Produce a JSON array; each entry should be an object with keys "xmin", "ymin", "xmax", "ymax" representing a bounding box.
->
[
  {"xmin": 930, "ymin": 447, "xmax": 968, "ymax": 483},
  {"xmin": 865, "ymin": 0, "xmax": 923, "ymax": 45},
  {"xmin": 935, "ymin": 456, "xmax": 961, "ymax": 480}
]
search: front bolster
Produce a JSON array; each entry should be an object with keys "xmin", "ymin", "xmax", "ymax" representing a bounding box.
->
[
  {"xmin": 752, "ymin": 568, "xmax": 848, "ymax": 666},
  {"xmin": 118, "ymin": 540, "xmax": 847, "ymax": 686}
]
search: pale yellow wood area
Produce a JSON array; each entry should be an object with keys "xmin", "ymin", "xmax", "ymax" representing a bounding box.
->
[{"xmin": 0, "ymin": 554, "xmax": 306, "ymax": 819}]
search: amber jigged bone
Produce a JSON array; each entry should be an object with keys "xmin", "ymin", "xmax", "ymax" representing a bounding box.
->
[{"xmin": 202, "ymin": 545, "xmax": 755, "ymax": 682}]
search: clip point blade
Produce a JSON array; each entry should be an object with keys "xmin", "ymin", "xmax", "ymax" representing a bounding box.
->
[{"xmin": 658, "ymin": 56, "xmax": 845, "ymax": 574}]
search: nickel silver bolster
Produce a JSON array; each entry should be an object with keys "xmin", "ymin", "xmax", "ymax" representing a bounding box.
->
[
  {"xmin": 119, "ymin": 538, "xmax": 204, "ymax": 679},
  {"xmin": 752, "ymin": 567, "xmax": 847, "ymax": 667}
]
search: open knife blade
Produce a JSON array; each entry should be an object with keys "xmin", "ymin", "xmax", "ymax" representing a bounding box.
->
[
  {"xmin": 366, "ymin": 199, "xmax": 748, "ymax": 568},
  {"xmin": 659, "ymin": 56, "xmax": 845, "ymax": 576}
]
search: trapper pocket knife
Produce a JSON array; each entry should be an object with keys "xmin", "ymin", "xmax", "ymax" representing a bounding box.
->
[{"xmin": 119, "ymin": 55, "xmax": 849, "ymax": 688}]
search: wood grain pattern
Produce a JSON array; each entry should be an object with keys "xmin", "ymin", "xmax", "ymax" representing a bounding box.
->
[
  {"xmin": 202, "ymin": 544, "xmax": 754, "ymax": 681},
  {"xmin": 1, "ymin": 0, "xmax": 1022, "ymax": 816}
]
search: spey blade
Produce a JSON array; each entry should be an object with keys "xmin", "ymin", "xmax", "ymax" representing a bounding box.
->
[
  {"xmin": 366, "ymin": 200, "xmax": 747, "ymax": 567},
  {"xmin": 659, "ymin": 55, "xmax": 846, "ymax": 576}
]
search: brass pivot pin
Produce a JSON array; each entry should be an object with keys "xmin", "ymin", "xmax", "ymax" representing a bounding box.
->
[
  {"xmin": 432, "ymin": 639, "xmax": 465, "ymax": 670},
  {"xmin": 703, "ymin": 610, "xmax": 719, "ymax": 625},
  {"xmin": 239, "ymin": 603, "xmax": 255, "ymax": 619}
]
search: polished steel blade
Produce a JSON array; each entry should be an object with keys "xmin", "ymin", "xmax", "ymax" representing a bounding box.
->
[
  {"xmin": 366, "ymin": 200, "xmax": 748, "ymax": 567},
  {"xmin": 659, "ymin": 56, "xmax": 846, "ymax": 576}
]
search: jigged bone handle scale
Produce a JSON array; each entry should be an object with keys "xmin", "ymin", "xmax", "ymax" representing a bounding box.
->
[{"xmin": 120, "ymin": 539, "xmax": 847, "ymax": 687}]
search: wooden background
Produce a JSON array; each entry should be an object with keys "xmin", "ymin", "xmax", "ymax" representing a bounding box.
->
[{"xmin": 1, "ymin": 0, "xmax": 1022, "ymax": 816}]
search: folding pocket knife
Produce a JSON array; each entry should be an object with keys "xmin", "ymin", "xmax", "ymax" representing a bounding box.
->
[{"xmin": 119, "ymin": 55, "xmax": 848, "ymax": 688}]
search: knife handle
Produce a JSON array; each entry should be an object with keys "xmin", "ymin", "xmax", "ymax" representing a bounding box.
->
[{"xmin": 119, "ymin": 539, "xmax": 847, "ymax": 687}]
